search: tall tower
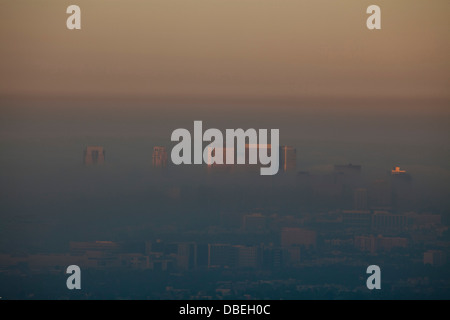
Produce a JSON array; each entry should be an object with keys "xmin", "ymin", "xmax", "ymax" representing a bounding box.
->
[
  {"xmin": 390, "ymin": 166, "xmax": 411, "ymax": 181},
  {"xmin": 83, "ymin": 146, "xmax": 105, "ymax": 166},
  {"xmin": 279, "ymin": 146, "xmax": 296, "ymax": 172},
  {"xmin": 152, "ymin": 146, "xmax": 168, "ymax": 168}
]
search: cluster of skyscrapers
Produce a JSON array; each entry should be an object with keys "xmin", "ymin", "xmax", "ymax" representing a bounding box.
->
[{"xmin": 83, "ymin": 144, "xmax": 297, "ymax": 173}]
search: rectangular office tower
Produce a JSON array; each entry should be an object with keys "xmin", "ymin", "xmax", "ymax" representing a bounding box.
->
[
  {"xmin": 279, "ymin": 146, "xmax": 296, "ymax": 173},
  {"xmin": 83, "ymin": 146, "xmax": 105, "ymax": 166},
  {"xmin": 152, "ymin": 146, "xmax": 168, "ymax": 168}
]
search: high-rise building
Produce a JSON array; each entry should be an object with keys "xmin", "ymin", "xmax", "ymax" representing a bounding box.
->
[
  {"xmin": 391, "ymin": 166, "xmax": 406, "ymax": 175},
  {"xmin": 353, "ymin": 188, "xmax": 368, "ymax": 210},
  {"xmin": 279, "ymin": 145, "xmax": 296, "ymax": 173},
  {"xmin": 176, "ymin": 242, "xmax": 197, "ymax": 270},
  {"xmin": 390, "ymin": 166, "xmax": 412, "ymax": 210},
  {"xmin": 152, "ymin": 146, "xmax": 168, "ymax": 168},
  {"xmin": 390, "ymin": 166, "xmax": 411, "ymax": 181},
  {"xmin": 83, "ymin": 146, "xmax": 105, "ymax": 166}
]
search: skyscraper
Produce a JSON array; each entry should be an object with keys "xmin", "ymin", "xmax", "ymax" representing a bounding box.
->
[
  {"xmin": 279, "ymin": 145, "xmax": 296, "ymax": 172},
  {"xmin": 83, "ymin": 146, "xmax": 105, "ymax": 166},
  {"xmin": 390, "ymin": 166, "xmax": 411, "ymax": 181},
  {"xmin": 152, "ymin": 146, "xmax": 168, "ymax": 168},
  {"xmin": 390, "ymin": 166, "xmax": 412, "ymax": 210},
  {"xmin": 176, "ymin": 242, "xmax": 197, "ymax": 270}
]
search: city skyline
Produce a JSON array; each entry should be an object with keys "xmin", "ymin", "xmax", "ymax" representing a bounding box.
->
[{"xmin": 0, "ymin": 0, "xmax": 449, "ymax": 301}]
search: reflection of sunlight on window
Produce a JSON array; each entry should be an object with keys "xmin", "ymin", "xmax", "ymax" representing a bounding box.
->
[{"xmin": 392, "ymin": 166, "xmax": 406, "ymax": 174}]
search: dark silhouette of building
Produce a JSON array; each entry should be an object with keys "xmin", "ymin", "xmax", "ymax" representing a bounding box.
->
[
  {"xmin": 390, "ymin": 166, "xmax": 412, "ymax": 210},
  {"xmin": 83, "ymin": 146, "xmax": 105, "ymax": 166},
  {"xmin": 279, "ymin": 145, "xmax": 296, "ymax": 173},
  {"xmin": 390, "ymin": 166, "xmax": 411, "ymax": 182},
  {"xmin": 152, "ymin": 146, "xmax": 168, "ymax": 168},
  {"xmin": 176, "ymin": 242, "xmax": 197, "ymax": 270}
]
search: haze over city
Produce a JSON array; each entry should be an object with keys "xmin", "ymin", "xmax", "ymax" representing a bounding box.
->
[{"xmin": 0, "ymin": 0, "xmax": 449, "ymax": 300}]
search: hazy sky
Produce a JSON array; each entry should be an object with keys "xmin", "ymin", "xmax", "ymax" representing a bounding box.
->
[
  {"xmin": 1, "ymin": 1, "xmax": 450, "ymax": 257},
  {"xmin": 0, "ymin": 0, "xmax": 449, "ymax": 100}
]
